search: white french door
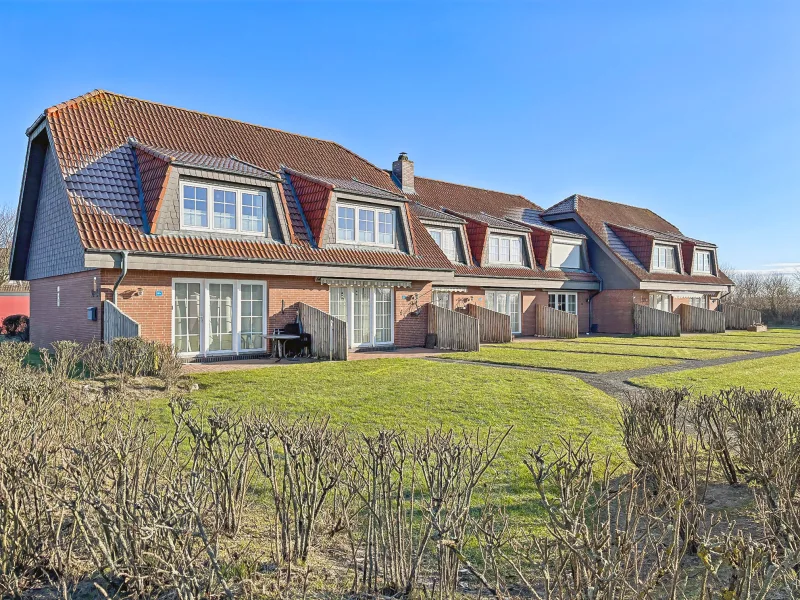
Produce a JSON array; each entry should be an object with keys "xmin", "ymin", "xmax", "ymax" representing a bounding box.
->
[
  {"xmin": 173, "ymin": 279, "xmax": 267, "ymax": 356},
  {"xmin": 486, "ymin": 290, "xmax": 522, "ymax": 334},
  {"xmin": 329, "ymin": 286, "xmax": 394, "ymax": 348}
]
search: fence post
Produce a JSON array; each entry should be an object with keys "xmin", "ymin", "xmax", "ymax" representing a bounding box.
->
[{"xmin": 329, "ymin": 319, "xmax": 333, "ymax": 361}]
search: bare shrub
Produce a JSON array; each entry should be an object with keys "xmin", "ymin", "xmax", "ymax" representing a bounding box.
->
[
  {"xmin": 176, "ymin": 404, "xmax": 256, "ymax": 536},
  {"xmin": 250, "ymin": 413, "xmax": 349, "ymax": 564},
  {"xmin": 725, "ymin": 388, "xmax": 800, "ymax": 557},
  {"xmin": 691, "ymin": 389, "xmax": 741, "ymax": 485},
  {"xmin": 154, "ymin": 340, "xmax": 184, "ymax": 390},
  {"xmin": 0, "ymin": 340, "xmax": 32, "ymax": 369}
]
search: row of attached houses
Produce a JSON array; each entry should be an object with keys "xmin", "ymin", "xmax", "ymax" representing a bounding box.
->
[{"xmin": 10, "ymin": 90, "xmax": 733, "ymax": 355}]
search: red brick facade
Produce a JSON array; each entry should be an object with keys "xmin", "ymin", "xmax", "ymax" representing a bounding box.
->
[
  {"xmin": 591, "ymin": 290, "xmax": 641, "ymax": 334},
  {"xmin": 89, "ymin": 269, "xmax": 430, "ymax": 350},
  {"xmin": 30, "ymin": 270, "xmax": 102, "ymax": 348},
  {"xmin": 30, "ymin": 268, "xmax": 724, "ymax": 349}
]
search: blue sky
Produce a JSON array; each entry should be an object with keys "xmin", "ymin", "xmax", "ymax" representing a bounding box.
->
[{"xmin": 1, "ymin": 1, "xmax": 798, "ymax": 270}]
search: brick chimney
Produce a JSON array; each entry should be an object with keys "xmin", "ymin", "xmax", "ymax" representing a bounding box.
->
[{"xmin": 392, "ymin": 152, "xmax": 415, "ymax": 194}]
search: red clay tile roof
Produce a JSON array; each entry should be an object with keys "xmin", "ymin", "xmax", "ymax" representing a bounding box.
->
[
  {"xmin": 409, "ymin": 202, "xmax": 466, "ymax": 224},
  {"xmin": 132, "ymin": 146, "xmax": 171, "ymax": 232},
  {"xmin": 43, "ymin": 90, "xmax": 453, "ymax": 272},
  {"xmin": 409, "ymin": 175, "xmax": 543, "ymax": 217},
  {"xmin": 454, "ymin": 263, "xmax": 597, "ymax": 282},
  {"xmin": 544, "ymin": 194, "xmax": 733, "ymax": 285},
  {"xmin": 284, "ymin": 170, "xmax": 333, "ymax": 246},
  {"xmin": 0, "ymin": 280, "xmax": 29, "ymax": 293}
]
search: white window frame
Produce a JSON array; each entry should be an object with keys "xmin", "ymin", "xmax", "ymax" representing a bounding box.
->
[
  {"xmin": 327, "ymin": 286, "xmax": 395, "ymax": 348},
  {"xmin": 548, "ymin": 292, "xmax": 578, "ymax": 315},
  {"xmin": 336, "ymin": 202, "xmax": 395, "ymax": 248},
  {"xmin": 688, "ymin": 295, "xmax": 708, "ymax": 309},
  {"xmin": 693, "ymin": 249, "xmax": 713, "ymax": 274},
  {"xmin": 486, "ymin": 290, "xmax": 522, "ymax": 334},
  {"xmin": 652, "ymin": 244, "xmax": 678, "ymax": 272},
  {"xmin": 431, "ymin": 290, "xmax": 452, "ymax": 310},
  {"xmin": 180, "ymin": 181, "xmax": 268, "ymax": 236},
  {"xmin": 171, "ymin": 278, "xmax": 268, "ymax": 357},
  {"xmin": 487, "ymin": 234, "xmax": 524, "ymax": 266},
  {"xmin": 427, "ymin": 227, "xmax": 458, "ymax": 261},
  {"xmin": 649, "ymin": 292, "xmax": 672, "ymax": 312}
]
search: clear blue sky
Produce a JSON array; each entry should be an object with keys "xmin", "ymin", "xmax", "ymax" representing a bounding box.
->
[{"xmin": 1, "ymin": 1, "xmax": 798, "ymax": 271}]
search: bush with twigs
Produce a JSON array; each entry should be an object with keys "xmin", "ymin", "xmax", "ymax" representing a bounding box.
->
[{"xmin": 1, "ymin": 360, "xmax": 800, "ymax": 598}]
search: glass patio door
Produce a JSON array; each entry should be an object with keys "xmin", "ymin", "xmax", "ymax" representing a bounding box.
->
[
  {"xmin": 352, "ymin": 287, "xmax": 372, "ymax": 347},
  {"xmin": 329, "ymin": 286, "xmax": 394, "ymax": 348},
  {"xmin": 174, "ymin": 282, "xmax": 202, "ymax": 354},
  {"xmin": 173, "ymin": 279, "xmax": 267, "ymax": 357},
  {"xmin": 486, "ymin": 290, "xmax": 522, "ymax": 334},
  {"xmin": 207, "ymin": 283, "xmax": 234, "ymax": 352}
]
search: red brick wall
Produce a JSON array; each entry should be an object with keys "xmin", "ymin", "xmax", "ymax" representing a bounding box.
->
[
  {"xmin": 521, "ymin": 290, "xmax": 591, "ymax": 335},
  {"xmin": 30, "ymin": 270, "xmax": 102, "ymax": 348},
  {"xmin": 591, "ymin": 289, "xmax": 640, "ymax": 334},
  {"xmin": 99, "ymin": 269, "xmax": 430, "ymax": 350},
  {"xmin": 395, "ymin": 282, "xmax": 431, "ymax": 348},
  {"xmin": 99, "ymin": 270, "xmax": 331, "ymax": 347},
  {"xmin": 453, "ymin": 286, "xmax": 486, "ymax": 311}
]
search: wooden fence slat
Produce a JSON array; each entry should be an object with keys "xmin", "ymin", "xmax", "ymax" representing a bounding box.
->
[
  {"xmin": 678, "ymin": 304, "xmax": 725, "ymax": 333},
  {"xmin": 297, "ymin": 302, "xmax": 348, "ymax": 360},
  {"xmin": 465, "ymin": 304, "xmax": 512, "ymax": 343},
  {"xmin": 633, "ymin": 304, "xmax": 680, "ymax": 336},
  {"xmin": 533, "ymin": 305, "xmax": 579, "ymax": 339},
  {"xmin": 719, "ymin": 304, "xmax": 762, "ymax": 330},
  {"xmin": 103, "ymin": 300, "xmax": 140, "ymax": 342},
  {"xmin": 428, "ymin": 304, "xmax": 480, "ymax": 351}
]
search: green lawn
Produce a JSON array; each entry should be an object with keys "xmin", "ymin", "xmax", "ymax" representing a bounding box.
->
[
  {"xmin": 150, "ymin": 359, "xmax": 625, "ymax": 515},
  {"xmin": 499, "ymin": 341, "xmax": 744, "ymax": 360},
  {"xmin": 631, "ymin": 352, "xmax": 800, "ymax": 396},
  {"xmin": 439, "ymin": 346, "xmax": 680, "ymax": 373},
  {"xmin": 568, "ymin": 334, "xmax": 798, "ymax": 353}
]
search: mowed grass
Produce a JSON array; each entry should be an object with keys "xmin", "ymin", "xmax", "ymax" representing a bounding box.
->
[
  {"xmin": 568, "ymin": 333, "xmax": 799, "ymax": 353},
  {"xmin": 438, "ymin": 346, "xmax": 680, "ymax": 373},
  {"xmin": 149, "ymin": 359, "xmax": 625, "ymax": 516},
  {"xmin": 499, "ymin": 341, "xmax": 744, "ymax": 360},
  {"xmin": 631, "ymin": 352, "xmax": 800, "ymax": 396}
]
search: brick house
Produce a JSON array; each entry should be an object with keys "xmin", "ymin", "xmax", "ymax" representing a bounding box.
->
[
  {"xmin": 10, "ymin": 91, "xmax": 730, "ymax": 354},
  {"xmin": 541, "ymin": 195, "xmax": 734, "ymax": 333}
]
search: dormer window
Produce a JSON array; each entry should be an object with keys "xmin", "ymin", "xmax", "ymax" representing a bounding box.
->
[
  {"xmin": 488, "ymin": 234, "xmax": 523, "ymax": 265},
  {"xmin": 337, "ymin": 203, "xmax": 395, "ymax": 247},
  {"xmin": 653, "ymin": 244, "xmax": 677, "ymax": 271},
  {"xmin": 694, "ymin": 249, "xmax": 712, "ymax": 273},
  {"xmin": 550, "ymin": 237, "xmax": 582, "ymax": 269},
  {"xmin": 427, "ymin": 227, "xmax": 458, "ymax": 261},
  {"xmin": 181, "ymin": 182, "xmax": 267, "ymax": 235}
]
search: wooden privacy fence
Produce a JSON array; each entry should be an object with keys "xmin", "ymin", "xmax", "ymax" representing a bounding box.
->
[
  {"xmin": 678, "ymin": 304, "xmax": 725, "ymax": 333},
  {"xmin": 633, "ymin": 304, "xmax": 680, "ymax": 336},
  {"xmin": 466, "ymin": 303, "xmax": 512, "ymax": 343},
  {"xmin": 534, "ymin": 305, "xmax": 578, "ymax": 339},
  {"xmin": 297, "ymin": 302, "xmax": 348, "ymax": 361},
  {"xmin": 428, "ymin": 303, "xmax": 480, "ymax": 351},
  {"xmin": 720, "ymin": 303, "xmax": 762, "ymax": 330},
  {"xmin": 103, "ymin": 300, "xmax": 140, "ymax": 342}
]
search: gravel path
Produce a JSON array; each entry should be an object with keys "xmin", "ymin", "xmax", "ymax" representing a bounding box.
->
[{"xmin": 428, "ymin": 345, "xmax": 800, "ymax": 399}]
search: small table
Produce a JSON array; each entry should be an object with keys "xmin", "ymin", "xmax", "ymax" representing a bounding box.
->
[{"xmin": 267, "ymin": 333, "xmax": 301, "ymax": 361}]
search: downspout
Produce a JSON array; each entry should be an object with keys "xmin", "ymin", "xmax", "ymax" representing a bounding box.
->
[
  {"xmin": 112, "ymin": 250, "xmax": 129, "ymax": 304},
  {"xmin": 587, "ymin": 268, "xmax": 604, "ymax": 334}
]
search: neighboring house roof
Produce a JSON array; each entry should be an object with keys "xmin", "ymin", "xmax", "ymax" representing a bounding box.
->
[
  {"xmin": 410, "ymin": 202, "xmax": 466, "ymax": 224},
  {"xmin": 445, "ymin": 211, "xmax": 531, "ymax": 233},
  {"xmin": 30, "ymin": 90, "xmax": 454, "ymax": 272},
  {"xmin": 0, "ymin": 280, "xmax": 30, "ymax": 293},
  {"xmin": 409, "ymin": 175, "xmax": 542, "ymax": 217},
  {"xmin": 543, "ymin": 194, "xmax": 733, "ymax": 285}
]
